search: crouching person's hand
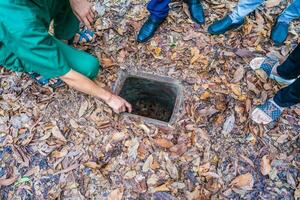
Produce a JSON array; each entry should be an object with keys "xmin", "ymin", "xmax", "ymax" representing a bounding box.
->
[
  {"xmin": 69, "ymin": 0, "xmax": 95, "ymax": 29},
  {"xmin": 105, "ymin": 94, "xmax": 132, "ymax": 114},
  {"xmin": 60, "ymin": 70, "xmax": 132, "ymax": 114}
]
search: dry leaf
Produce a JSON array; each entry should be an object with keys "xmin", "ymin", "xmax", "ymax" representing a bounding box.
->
[
  {"xmin": 265, "ymin": 0, "xmax": 281, "ymax": 7},
  {"xmin": 232, "ymin": 66, "xmax": 245, "ymax": 83},
  {"xmin": 201, "ymin": 172, "xmax": 220, "ymax": 179},
  {"xmin": 170, "ymin": 143, "xmax": 188, "ymax": 157},
  {"xmin": 294, "ymin": 185, "xmax": 300, "ymax": 199},
  {"xmin": 51, "ymin": 126, "xmax": 67, "ymax": 142},
  {"xmin": 190, "ymin": 47, "xmax": 200, "ymax": 64},
  {"xmin": 154, "ymin": 47, "xmax": 161, "ymax": 57},
  {"xmin": 142, "ymin": 154, "xmax": 154, "ymax": 172},
  {"xmin": 51, "ymin": 148, "xmax": 68, "ymax": 158},
  {"xmin": 108, "ymin": 188, "xmax": 124, "ymax": 200},
  {"xmin": 124, "ymin": 170, "xmax": 136, "ymax": 179},
  {"xmin": 222, "ymin": 114, "xmax": 235, "ymax": 135},
  {"xmin": 101, "ymin": 57, "xmax": 116, "ymax": 67},
  {"xmin": 230, "ymin": 84, "xmax": 242, "ymax": 96},
  {"xmin": 166, "ymin": 160, "xmax": 178, "ymax": 179},
  {"xmin": 154, "ymin": 138, "xmax": 174, "ymax": 148},
  {"xmin": 128, "ymin": 137, "xmax": 140, "ymax": 159},
  {"xmin": 137, "ymin": 124, "xmax": 150, "ymax": 134},
  {"xmin": 78, "ymin": 101, "xmax": 89, "ymax": 118},
  {"xmin": 0, "ymin": 176, "xmax": 18, "ymax": 186},
  {"xmin": 84, "ymin": 162, "xmax": 101, "ymax": 169},
  {"xmin": 277, "ymin": 134, "xmax": 288, "ymax": 144},
  {"xmin": 198, "ymin": 163, "xmax": 210, "ymax": 175},
  {"xmin": 117, "ymin": 50, "xmax": 126, "ymax": 63},
  {"xmin": 154, "ymin": 183, "xmax": 171, "ymax": 192},
  {"xmin": 112, "ymin": 131, "xmax": 126, "ymax": 142},
  {"xmin": 260, "ymin": 155, "xmax": 271, "ymax": 176},
  {"xmin": 230, "ymin": 173, "xmax": 254, "ymax": 190},
  {"xmin": 287, "ymin": 172, "xmax": 296, "ymax": 188},
  {"xmin": 200, "ymin": 91, "xmax": 211, "ymax": 100},
  {"xmin": 150, "ymin": 158, "xmax": 160, "ymax": 170}
]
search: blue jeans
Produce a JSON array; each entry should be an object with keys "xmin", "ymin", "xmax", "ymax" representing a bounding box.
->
[
  {"xmin": 147, "ymin": 0, "xmax": 171, "ymax": 20},
  {"xmin": 229, "ymin": 0, "xmax": 300, "ymax": 24}
]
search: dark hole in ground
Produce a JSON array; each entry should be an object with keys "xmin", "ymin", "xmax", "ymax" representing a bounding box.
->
[{"xmin": 119, "ymin": 77, "xmax": 178, "ymax": 122}]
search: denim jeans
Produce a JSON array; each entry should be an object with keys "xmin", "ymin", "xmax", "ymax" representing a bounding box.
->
[
  {"xmin": 274, "ymin": 44, "xmax": 300, "ymax": 107},
  {"xmin": 229, "ymin": 0, "xmax": 300, "ymax": 24},
  {"xmin": 147, "ymin": 0, "xmax": 171, "ymax": 20}
]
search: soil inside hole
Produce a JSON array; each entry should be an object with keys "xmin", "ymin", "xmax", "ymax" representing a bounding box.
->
[{"xmin": 119, "ymin": 77, "xmax": 178, "ymax": 122}]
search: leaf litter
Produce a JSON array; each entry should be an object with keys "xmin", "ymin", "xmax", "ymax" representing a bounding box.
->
[{"xmin": 1, "ymin": 0, "xmax": 300, "ymax": 199}]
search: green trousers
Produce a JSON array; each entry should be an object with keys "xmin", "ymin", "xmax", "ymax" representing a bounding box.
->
[{"xmin": 0, "ymin": 0, "xmax": 100, "ymax": 79}]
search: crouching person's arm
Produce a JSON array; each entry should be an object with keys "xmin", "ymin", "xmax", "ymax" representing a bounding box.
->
[{"xmin": 60, "ymin": 69, "xmax": 132, "ymax": 114}]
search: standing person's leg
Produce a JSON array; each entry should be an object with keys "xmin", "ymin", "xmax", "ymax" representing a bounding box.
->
[
  {"xmin": 229, "ymin": 0, "xmax": 264, "ymax": 23},
  {"xmin": 251, "ymin": 45, "xmax": 300, "ymax": 124},
  {"xmin": 208, "ymin": 0, "xmax": 264, "ymax": 35},
  {"xmin": 271, "ymin": 0, "xmax": 300, "ymax": 45},
  {"xmin": 273, "ymin": 78, "xmax": 300, "ymax": 108},
  {"xmin": 276, "ymin": 44, "xmax": 300, "ymax": 79},
  {"xmin": 278, "ymin": 0, "xmax": 300, "ymax": 24},
  {"xmin": 147, "ymin": 0, "xmax": 171, "ymax": 20},
  {"xmin": 184, "ymin": 0, "xmax": 205, "ymax": 24},
  {"xmin": 137, "ymin": 0, "xmax": 171, "ymax": 43}
]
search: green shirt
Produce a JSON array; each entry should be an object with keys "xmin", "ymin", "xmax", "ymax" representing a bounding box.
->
[{"xmin": 0, "ymin": 0, "xmax": 76, "ymax": 78}]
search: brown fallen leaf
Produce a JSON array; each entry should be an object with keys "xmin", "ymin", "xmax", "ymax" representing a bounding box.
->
[
  {"xmin": 78, "ymin": 101, "xmax": 89, "ymax": 118},
  {"xmin": 154, "ymin": 182, "xmax": 171, "ymax": 192},
  {"xmin": 101, "ymin": 57, "xmax": 117, "ymax": 67},
  {"xmin": 260, "ymin": 155, "xmax": 271, "ymax": 176},
  {"xmin": 142, "ymin": 154, "xmax": 154, "ymax": 172},
  {"xmin": 294, "ymin": 108, "xmax": 300, "ymax": 116},
  {"xmin": 154, "ymin": 138, "xmax": 174, "ymax": 149},
  {"xmin": 111, "ymin": 131, "xmax": 126, "ymax": 142},
  {"xmin": 137, "ymin": 124, "xmax": 150, "ymax": 134},
  {"xmin": 170, "ymin": 142, "xmax": 188, "ymax": 157},
  {"xmin": 190, "ymin": 47, "xmax": 200, "ymax": 65},
  {"xmin": 265, "ymin": 0, "xmax": 281, "ymax": 7},
  {"xmin": 150, "ymin": 158, "xmax": 160, "ymax": 170},
  {"xmin": 198, "ymin": 163, "xmax": 210, "ymax": 175},
  {"xmin": 51, "ymin": 126, "xmax": 67, "ymax": 142},
  {"xmin": 51, "ymin": 148, "xmax": 68, "ymax": 158},
  {"xmin": 230, "ymin": 84, "xmax": 242, "ymax": 97},
  {"xmin": 0, "ymin": 176, "xmax": 18, "ymax": 186},
  {"xmin": 200, "ymin": 91, "xmax": 211, "ymax": 100},
  {"xmin": 230, "ymin": 173, "xmax": 254, "ymax": 190},
  {"xmin": 108, "ymin": 188, "xmax": 124, "ymax": 200},
  {"xmin": 84, "ymin": 162, "xmax": 101, "ymax": 169},
  {"xmin": 232, "ymin": 66, "xmax": 245, "ymax": 83},
  {"xmin": 277, "ymin": 134, "xmax": 289, "ymax": 144},
  {"xmin": 294, "ymin": 185, "xmax": 300, "ymax": 199}
]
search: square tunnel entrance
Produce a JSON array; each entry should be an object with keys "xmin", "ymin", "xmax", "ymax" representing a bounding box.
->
[{"xmin": 114, "ymin": 70, "xmax": 183, "ymax": 126}]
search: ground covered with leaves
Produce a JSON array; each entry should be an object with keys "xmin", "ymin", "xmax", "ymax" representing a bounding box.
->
[{"xmin": 1, "ymin": 0, "xmax": 300, "ymax": 199}]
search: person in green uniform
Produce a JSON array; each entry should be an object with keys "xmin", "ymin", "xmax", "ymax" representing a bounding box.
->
[{"xmin": 0, "ymin": 0, "xmax": 132, "ymax": 114}]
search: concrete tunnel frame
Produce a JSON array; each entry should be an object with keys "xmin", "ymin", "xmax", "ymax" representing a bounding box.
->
[{"xmin": 113, "ymin": 69, "xmax": 184, "ymax": 127}]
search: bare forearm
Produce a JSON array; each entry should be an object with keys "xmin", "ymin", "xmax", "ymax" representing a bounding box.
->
[
  {"xmin": 60, "ymin": 70, "xmax": 112, "ymax": 102},
  {"xmin": 60, "ymin": 70, "xmax": 132, "ymax": 113}
]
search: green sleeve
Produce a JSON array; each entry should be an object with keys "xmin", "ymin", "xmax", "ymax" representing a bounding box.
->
[
  {"xmin": 0, "ymin": 1, "xmax": 71, "ymax": 79},
  {"xmin": 4, "ymin": 27, "xmax": 71, "ymax": 79}
]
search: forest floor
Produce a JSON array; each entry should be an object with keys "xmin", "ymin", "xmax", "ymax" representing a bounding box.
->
[{"xmin": 1, "ymin": 0, "xmax": 300, "ymax": 199}]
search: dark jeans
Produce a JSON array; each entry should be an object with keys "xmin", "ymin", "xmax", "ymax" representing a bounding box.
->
[{"xmin": 274, "ymin": 44, "xmax": 300, "ymax": 107}]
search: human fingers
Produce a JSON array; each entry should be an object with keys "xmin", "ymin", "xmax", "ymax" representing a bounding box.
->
[
  {"xmin": 83, "ymin": 17, "xmax": 92, "ymax": 29},
  {"xmin": 87, "ymin": 13, "xmax": 94, "ymax": 26},
  {"xmin": 125, "ymin": 101, "xmax": 132, "ymax": 113},
  {"xmin": 89, "ymin": 8, "xmax": 95, "ymax": 19}
]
